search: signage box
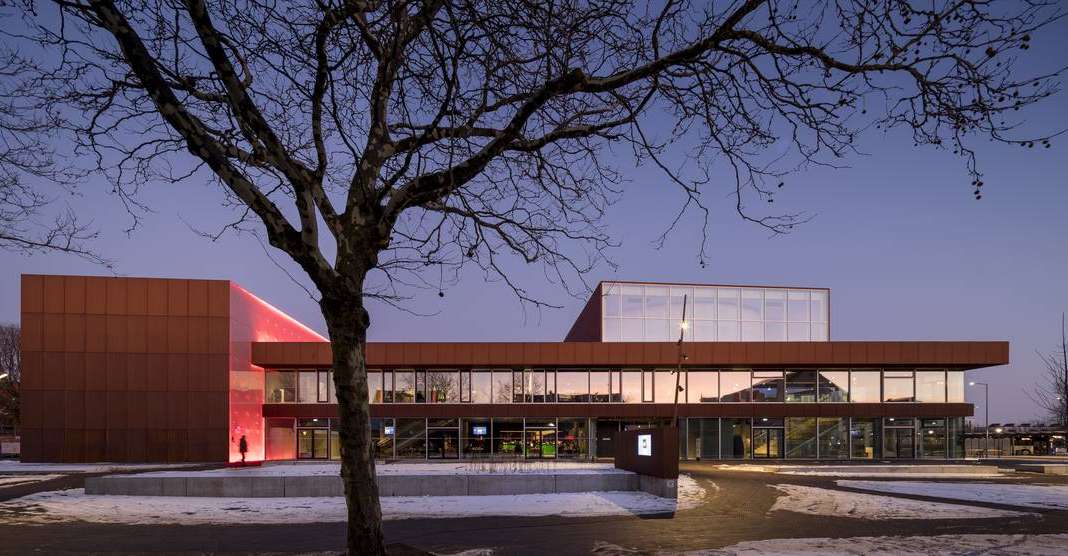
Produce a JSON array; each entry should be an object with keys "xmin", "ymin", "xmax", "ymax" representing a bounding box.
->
[{"xmin": 637, "ymin": 434, "xmax": 652, "ymax": 456}]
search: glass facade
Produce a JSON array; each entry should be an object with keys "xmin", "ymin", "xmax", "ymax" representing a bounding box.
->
[
  {"xmin": 267, "ymin": 415, "xmax": 968, "ymax": 460},
  {"xmin": 264, "ymin": 368, "xmax": 969, "ymax": 407},
  {"xmin": 601, "ymin": 282, "xmax": 829, "ymax": 342}
]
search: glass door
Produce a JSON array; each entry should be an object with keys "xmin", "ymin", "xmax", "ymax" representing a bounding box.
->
[
  {"xmin": 753, "ymin": 427, "xmax": 784, "ymax": 459},
  {"xmin": 427, "ymin": 428, "xmax": 459, "ymax": 459},
  {"xmin": 525, "ymin": 429, "xmax": 557, "ymax": 459},
  {"xmin": 884, "ymin": 418, "xmax": 915, "ymax": 458},
  {"xmin": 297, "ymin": 428, "xmax": 329, "ymax": 459}
]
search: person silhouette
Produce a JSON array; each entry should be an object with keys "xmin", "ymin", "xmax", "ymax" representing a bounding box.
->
[{"xmin": 239, "ymin": 435, "xmax": 248, "ymax": 464}]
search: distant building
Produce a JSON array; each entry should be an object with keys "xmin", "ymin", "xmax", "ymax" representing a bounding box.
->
[{"xmin": 20, "ymin": 276, "xmax": 1006, "ymax": 462}]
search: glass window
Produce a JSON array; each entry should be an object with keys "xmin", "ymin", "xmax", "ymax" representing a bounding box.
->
[
  {"xmin": 655, "ymin": 369, "xmax": 679, "ymax": 403},
  {"xmin": 460, "ymin": 371, "xmax": 471, "ymax": 402},
  {"xmin": 589, "ymin": 370, "xmax": 611, "ymax": 402},
  {"xmin": 380, "ymin": 371, "xmax": 393, "ymax": 403},
  {"xmin": 688, "ymin": 370, "xmax": 718, "ymax": 402},
  {"xmin": 883, "ymin": 371, "xmax": 914, "ymax": 402},
  {"xmin": 621, "ymin": 319, "xmax": 643, "ymax": 341},
  {"xmin": 670, "ymin": 287, "xmax": 695, "ymax": 322},
  {"xmin": 687, "ymin": 418, "xmax": 720, "ymax": 459},
  {"xmin": 947, "ymin": 371, "xmax": 965, "ymax": 402},
  {"xmin": 721, "ymin": 418, "xmax": 751, "ymax": 459},
  {"xmin": 603, "ymin": 284, "xmax": 622, "ymax": 317},
  {"xmin": 920, "ymin": 418, "xmax": 946, "ymax": 459},
  {"xmin": 393, "ymin": 370, "xmax": 416, "ymax": 403},
  {"xmin": 692, "ymin": 287, "xmax": 714, "ymax": 320},
  {"xmin": 645, "ymin": 319, "xmax": 670, "ymax": 341},
  {"xmin": 265, "ymin": 371, "xmax": 296, "ymax": 403},
  {"xmin": 811, "ymin": 291, "xmax": 828, "ymax": 322},
  {"xmin": 693, "ymin": 320, "xmax": 716, "ymax": 341},
  {"xmin": 395, "ymin": 418, "xmax": 426, "ymax": 459},
  {"xmin": 786, "ymin": 418, "xmax": 817, "ymax": 459},
  {"xmin": 717, "ymin": 288, "xmax": 739, "ymax": 320},
  {"xmin": 752, "ymin": 371, "xmax": 783, "ymax": 402},
  {"xmin": 787, "ymin": 290, "xmax": 810, "ymax": 322},
  {"xmin": 787, "ymin": 323, "xmax": 810, "ymax": 341},
  {"xmin": 621, "ymin": 370, "xmax": 642, "ymax": 403},
  {"xmin": 811, "ymin": 324, "xmax": 828, "ymax": 341},
  {"xmin": 557, "ymin": 370, "xmax": 589, "ymax": 403},
  {"xmin": 720, "ymin": 371, "xmax": 751, "ymax": 402},
  {"xmin": 426, "ymin": 370, "xmax": 459, "ymax": 403},
  {"xmin": 717, "ymin": 321, "xmax": 740, "ymax": 341},
  {"xmin": 461, "ymin": 418, "xmax": 491, "ymax": 459},
  {"xmin": 523, "ymin": 369, "xmax": 546, "ymax": 402},
  {"xmin": 367, "ymin": 370, "xmax": 382, "ymax": 404},
  {"xmin": 645, "ymin": 286, "xmax": 669, "ymax": 318},
  {"xmin": 850, "ymin": 371, "xmax": 880, "ymax": 403},
  {"xmin": 491, "ymin": 371, "xmax": 512, "ymax": 403},
  {"xmin": 298, "ymin": 371, "xmax": 318, "ymax": 403},
  {"xmin": 603, "ymin": 318, "xmax": 622, "ymax": 341},
  {"xmin": 915, "ymin": 370, "xmax": 946, "ymax": 403},
  {"xmin": 764, "ymin": 322, "xmax": 786, "ymax": 342},
  {"xmin": 415, "ymin": 371, "xmax": 426, "ymax": 403},
  {"xmin": 512, "ymin": 370, "xmax": 525, "ymax": 403},
  {"xmin": 318, "ymin": 371, "xmax": 330, "ymax": 403},
  {"xmin": 557, "ymin": 418, "xmax": 589, "ymax": 459},
  {"xmin": 492, "ymin": 418, "xmax": 524, "ymax": 458},
  {"xmin": 741, "ymin": 321, "xmax": 763, "ymax": 341},
  {"xmin": 850, "ymin": 417, "xmax": 880, "ymax": 459},
  {"xmin": 784, "ymin": 370, "xmax": 816, "ymax": 402},
  {"xmin": 621, "ymin": 285, "xmax": 644, "ymax": 318},
  {"xmin": 741, "ymin": 289, "xmax": 763, "ymax": 321},
  {"xmin": 818, "ymin": 417, "xmax": 849, "ymax": 459},
  {"xmin": 471, "ymin": 371, "xmax": 492, "ymax": 403},
  {"xmin": 642, "ymin": 370, "xmax": 654, "ymax": 402},
  {"xmin": 818, "ymin": 371, "xmax": 849, "ymax": 402},
  {"xmin": 764, "ymin": 290, "xmax": 786, "ymax": 321}
]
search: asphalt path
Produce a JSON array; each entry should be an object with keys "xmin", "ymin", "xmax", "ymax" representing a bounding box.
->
[{"xmin": 1, "ymin": 462, "xmax": 1067, "ymax": 555}]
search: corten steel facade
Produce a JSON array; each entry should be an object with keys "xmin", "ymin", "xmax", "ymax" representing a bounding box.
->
[{"xmin": 20, "ymin": 275, "xmax": 1008, "ymax": 462}]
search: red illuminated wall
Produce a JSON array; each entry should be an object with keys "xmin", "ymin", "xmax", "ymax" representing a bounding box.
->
[
  {"xmin": 19, "ymin": 274, "xmax": 326, "ymax": 463},
  {"xmin": 227, "ymin": 284, "xmax": 326, "ymax": 462}
]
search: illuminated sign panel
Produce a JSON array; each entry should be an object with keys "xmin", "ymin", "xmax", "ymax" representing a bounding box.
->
[{"xmin": 637, "ymin": 433, "xmax": 652, "ymax": 456}]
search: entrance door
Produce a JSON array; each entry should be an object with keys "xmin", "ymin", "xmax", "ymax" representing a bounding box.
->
[
  {"xmin": 427, "ymin": 429, "xmax": 459, "ymax": 459},
  {"xmin": 297, "ymin": 428, "xmax": 329, "ymax": 459},
  {"xmin": 753, "ymin": 428, "xmax": 784, "ymax": 459},
  {"xmin": 525, "ymin": 429, "xmax": 557, "ymax": 459},
  {"xmin": 884, "ymin": 427, "xmax": 915, "ymax": 458}
]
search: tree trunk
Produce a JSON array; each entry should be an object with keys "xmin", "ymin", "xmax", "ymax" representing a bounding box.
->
[{"xmin": 321, "ymin": 291, "xmax": 386, "ymax": 555}]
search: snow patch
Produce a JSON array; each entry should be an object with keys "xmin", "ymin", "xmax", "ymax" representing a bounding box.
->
[
  {"xmin": 769, "ymin": 484, "xmax": 1032, "ymax": 520},
  {"xmin": 838, "ymin": 481, "xmax": 1068, "ymax": 510},
  {"xmin": 0, "ymin": 474, "xmax": 63, "ymax": 487},
  {"xmin": 593, "ymin": 534, "xmax": 1068, "ymax": 555},
  {"xmin": 0, "ymin": 475, "xmax": 705, "ymax": 526}
]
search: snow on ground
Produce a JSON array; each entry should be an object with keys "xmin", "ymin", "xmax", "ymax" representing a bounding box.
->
[
  {"xmin": 0, "ymin": 474, "xmax": 63, "ymax": 487},
  {"xmin": 715, "ymin": 464, "xmax": 1006, "ymax": 479},
  {"xmin": 0, "ymin": 462, "xmax": 201, "ymax": 474},
  {"xmin": 140, "ymin": 461, "xmax": 626, "ymax": 478},
  {"xmin": 768, "ymin": 484, "xmax": 1032, "ymax": 520},
  {"xmin": 0, "ymin": 475, "xmax": 704, "ymax": 525},
  {"xmin": 838, "ymin": 480, "xmax": 1068, "ymax": 510},
  {"xmin": 592, "ymin": 534, "xmax": 1068, "ymax": 555}
]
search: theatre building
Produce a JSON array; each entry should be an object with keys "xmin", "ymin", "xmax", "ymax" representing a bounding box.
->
[{"xmin": 19, "ymin": 275, "xmax": 1007, "ymax": 463}]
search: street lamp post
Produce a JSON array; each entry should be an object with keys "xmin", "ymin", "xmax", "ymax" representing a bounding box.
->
[
  {"xmin": 970, "ymin": 381, "xmax": 990, "ymax": 458},
  {"xmin": 672, "ymin": 295, "xmax": 688, "ymax": 426}
]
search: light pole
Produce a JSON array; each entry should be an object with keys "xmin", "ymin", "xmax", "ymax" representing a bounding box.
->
[
  {"xmin": 970, "ymin": 381, "xmax": 990, "ymax": 458},
  {"xmin": 672, "ymin": 295, "xmax": 688, "ymax": 426}
]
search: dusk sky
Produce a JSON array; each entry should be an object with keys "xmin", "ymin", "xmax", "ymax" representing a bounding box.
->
[{"xmin": 2, "ymin": 14, "xmax": 1066, "ymax": 425}]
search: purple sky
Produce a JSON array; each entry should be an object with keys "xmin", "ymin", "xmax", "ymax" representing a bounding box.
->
[{"xmin": 2, "ymin": 15, "xmax": 1066, "ymax": 425}]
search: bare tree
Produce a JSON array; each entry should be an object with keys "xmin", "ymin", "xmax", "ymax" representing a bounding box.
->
[
  {"xmin": 8, "ymin": 0, "xmax": 1063, "ymax": 552},
  {"xmin": 1031, "ymin": 314, "xmax": 1068, "ymax": 429},
  {"xmin": 0, "ymin": 324, "xmax": 19, "ymax": 435},
  {"xmin": 0, "ymin": 35, "xmax": 108, "ymax": 266}
]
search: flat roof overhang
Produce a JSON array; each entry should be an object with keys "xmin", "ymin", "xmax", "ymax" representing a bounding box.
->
[{"xmin": 251, "ymin": 341, "xmax": 1008, "ymax": 370}]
